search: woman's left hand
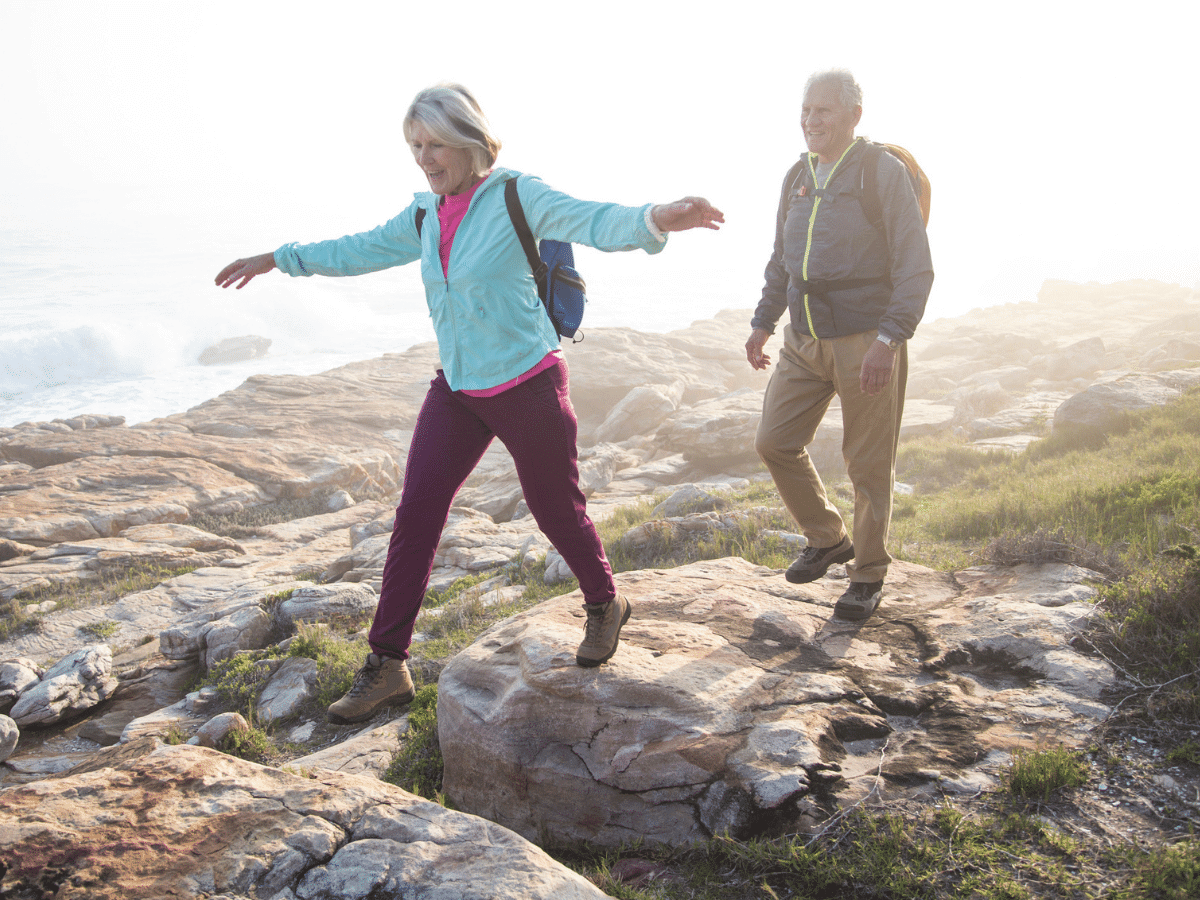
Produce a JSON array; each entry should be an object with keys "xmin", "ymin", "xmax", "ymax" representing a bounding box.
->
[{"xmin": 651, "ymin": 198, "xmax": 725, "ymax": 233}]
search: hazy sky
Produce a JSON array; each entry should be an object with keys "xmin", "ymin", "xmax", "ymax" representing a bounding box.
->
[{"xmin": 3, "ymin": 0, "xmax": 1197, "ymax": 327}]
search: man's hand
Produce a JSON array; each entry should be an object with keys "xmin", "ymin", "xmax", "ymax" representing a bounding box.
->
[
  {"xmin": 651, "ymin": 198, "xmax": 725, "ymax": 232},
  {"xmin": 746, "ymin": 328, "xmax": 772, "ymax": 370},
  {"xmin": 860, "ymin": 339, "xmax": 896, "ymax": 395},
  {"xmin": 215, "ymin": 253, "xmax": 277, "ymax": 290}
]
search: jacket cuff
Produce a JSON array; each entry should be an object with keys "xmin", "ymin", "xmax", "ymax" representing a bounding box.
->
[{"xmin": 273, "ymin": 243, "xmax": 312, "ymax": 277}]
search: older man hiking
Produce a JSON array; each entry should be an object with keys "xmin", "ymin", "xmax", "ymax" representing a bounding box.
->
[{"xmin": 746, "ymin": 68, "xmax": 933, "ymax": 621}]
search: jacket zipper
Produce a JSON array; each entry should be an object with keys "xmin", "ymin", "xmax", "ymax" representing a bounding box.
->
[
  {"xmin": 800, "ymin": 138, "xmax": 861, "ymax": 338},
  {"xmin": 439, "ymin": 174, "xmax": 503, "ymax": 379}
]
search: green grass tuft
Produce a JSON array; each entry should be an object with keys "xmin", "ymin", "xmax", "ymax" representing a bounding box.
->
[{"xmin": 1006, "ymin": 746, "xmax": 1090, "ymax": 801}]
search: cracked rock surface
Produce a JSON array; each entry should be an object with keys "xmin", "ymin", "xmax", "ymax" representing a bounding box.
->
[
  {"xmin": 0, "ymin": 739, "xmax": 609, "ymax": 900},
  {"xmin": 438, "ymin": 556, "xmax": 1112, "ymax": 847}
]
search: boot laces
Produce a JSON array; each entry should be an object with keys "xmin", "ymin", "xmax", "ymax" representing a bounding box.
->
[
  {"xmin": 347, "ymin": 661, "xmax": 384, "ymax": 697},
  {"xmin": 584, "ymin": 604, "xmax": 608, "ymax": 641}
]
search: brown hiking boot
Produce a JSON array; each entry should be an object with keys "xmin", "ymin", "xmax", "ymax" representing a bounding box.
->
[
  {"xmin": 785, "ymin": 535, "xmax": 855, "ymax": 584},
  {"xmin": 834, "ymin": 580, "xmax": 884, "ymax": 621},
  {"xmin": 576, "ymin": 594, "xmax": 632, "ymax": 667},
  {"xmin": 327, "ymin": 653, "xmax": 415, "ymax": 724}
]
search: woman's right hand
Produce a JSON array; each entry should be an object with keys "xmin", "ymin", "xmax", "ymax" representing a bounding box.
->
[{"xmin": 215, "ymin": 253, "xmax": 277, "ymax": 289}]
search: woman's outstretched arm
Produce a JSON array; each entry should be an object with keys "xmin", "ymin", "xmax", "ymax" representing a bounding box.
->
[
  {"xmin": 650, "ymin": 198, "xmax": 725, "ymax": 233},
  {"xmin": 215, "ymin": 252, "xmax": 278, "ymax": 289}
]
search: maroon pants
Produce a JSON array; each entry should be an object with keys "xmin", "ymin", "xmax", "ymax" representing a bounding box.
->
[{"xmin": 368, "ymin": 360, "xmax": 616, "ymax": 659}]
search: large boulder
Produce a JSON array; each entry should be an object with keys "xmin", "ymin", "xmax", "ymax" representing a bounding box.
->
[
  {"xmin": 0, "ymin": 741, "xmax": 611, "ymax": 900},
  {"xmin": 9, "ymin": 645, "xmax": 119, "ymax": 727},
  {"xmin": 1053, "ymin": 369, "xmax": 1200, "ymax": 437},
  {"xmin": 0, "ymin": 714, "xmax": 17, "ymax": 762},
  {"xmin": 438, "ymin": 557, "xmax": 1111, "ymax": 848},
  {"xmin": 594, "ymin": 381, "xmax": 686, "ymax": 443},
  {"xmin": 658, "ymin": 389, "xmax": 763, "ymax": 469}
]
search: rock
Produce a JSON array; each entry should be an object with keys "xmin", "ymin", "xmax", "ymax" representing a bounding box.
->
[
  {"xmin": 292, "ymin": 717, "xmax": 410, "ymax": 778},
  {"xmin": 652, "ymin": 484, "xmax": 728, "ymax": 518},
  {"xmin": 0, "ymin": 455, "xmax": 271, "ymax": 545},
  {"xmin": 616, "ymin": 508, "xmax": 780, "ymax": 556},
  {"xmin": 199, "ymin": 604, "xmax": 274, "ymax": 670},
  {"xmin": 950, "ymin": 381, "xmax": 1011, "ymax": 424},
  {"xmin": 9, "ymin": 645, "xmax": 119, "ymax": 727},
  {"xmin": 327, "ymin": 489, "xmax": 354, "ymax": 511},
  {"xmin": 542, "ymin": 550, "xmax": 574, "ymax": 585},
  {"xmin": 0, "ymin": 658, "xmax": 43, "ymax": 711},
  {"xmin": 199, "ymin": 334, "xmax": 272, "ymax": 365},
  {"xmin": 256, "ymin": 656, "xmax": 319, "ymax": 723},
  {"xmin": 594, "ymin": 381, "xmax": 685, "ymax": 443},
  {"xmin": 658, "ymin": 389, "xmax": 763, "ymax": 468},
  {"xmin": 119, "ymin": 522, "xmax": 245, "ymax": 553},
  {"xmin": 120, "ymin": 686, "xmax": 226, "ymax": 743},
  {"xmin": 0, "ymin": 539, "xmax": 36, "ymax": 562},
  {"xmin": 438, "ymin": 557, "xmax": 1112, "ymax": 848},
  {"xmin": 0, "ymin": 715, "xmax": 17, "ymax": 762},
  {"xmin": 1053, "ymin": 370, "xmax": 1200, "ymax": 438},
  {"xmin": 275, "ymin": 583, "xmax": 379, "ymax": 629},
  {"xmin": 1044, "ymin": 337, "xmax": 1108, "ymax": 381},
  {"xmin": 0, "ymin": 534, "xmax": 244, "ymax": 603},
  {"xmin": 189, "ymin": 711, "xmax": 250, "ymax": 748},
  {"xmin": 0, "ymin": 741, "xmax": 611, "ymax": 900},
  {"xmin": 77, "ymin": 654, "xmax": 200, "ymax": 746}
]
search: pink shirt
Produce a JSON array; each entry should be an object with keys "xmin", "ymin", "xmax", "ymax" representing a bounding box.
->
[{"xmin": 437, "ymin": 174, "xmax": 561, "ymax": 397}]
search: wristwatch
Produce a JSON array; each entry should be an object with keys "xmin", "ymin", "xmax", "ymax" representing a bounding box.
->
[{"xmin": 876, "ymin": 335, "xmax": 902, "ymax": 351}]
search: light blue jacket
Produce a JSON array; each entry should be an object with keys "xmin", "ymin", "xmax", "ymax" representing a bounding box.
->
[{"xmin": 274, "ymin": 167, "xmax": 667, "ymax": 391}]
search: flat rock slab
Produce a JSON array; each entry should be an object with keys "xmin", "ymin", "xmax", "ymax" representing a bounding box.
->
[
  {"xmin": 438, "ymin": 557, "xmax": 1112, "ymax": 848},
  {"xmin": 0, "ymin": 740, "xmax": 609, "ymax": 900}
]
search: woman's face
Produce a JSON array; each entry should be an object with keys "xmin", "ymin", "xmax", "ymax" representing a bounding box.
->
[{"xmin": 409, "ymin": 120, "xmax": 478, "ymax": 195}]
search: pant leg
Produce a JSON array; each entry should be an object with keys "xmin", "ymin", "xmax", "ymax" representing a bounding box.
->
[
  {"xmin": 828, "ymin": 332, "xmax": 907, "ymax": 583},
  {"xmin": 462, "ymin": 361, "xmax": 617, "ymax": 605},
  {"xmin": 755, "ymin": 324, "xmax": 847, "ymax": 548},
  {"xmin": 369, "ymin": 372, "xmax": 494, "ymax": 659}
]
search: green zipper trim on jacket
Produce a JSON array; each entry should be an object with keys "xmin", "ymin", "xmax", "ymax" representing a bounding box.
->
[{"xmin": 800, "ymin": 138, "xmax": 862, "ymax": 338}]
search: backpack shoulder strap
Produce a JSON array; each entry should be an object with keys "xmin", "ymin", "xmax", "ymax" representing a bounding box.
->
[
  {"xmin": 504, "ymin": 178, "xmax": 549, "ymax": 305},
  {"xmin": 784, "ymin": 157, "xmax": 808, "ymax": 199},
  {"xmin": 858, "ymin": 141, "xmax": 886, "ymax": 232},
  {"xmin": 415, "ymin": 206, "xmax": 426, "ymax": 237}
]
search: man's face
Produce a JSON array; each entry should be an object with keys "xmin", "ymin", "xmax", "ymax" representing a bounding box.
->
[{"xmin": 801, "ymin": 84, "xmax": 861, "ymax": 163}]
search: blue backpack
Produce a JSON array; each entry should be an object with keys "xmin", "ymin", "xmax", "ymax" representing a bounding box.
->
[{"xmin": 414, "ymin": 178, "xmax": 587, "ymax": 342}]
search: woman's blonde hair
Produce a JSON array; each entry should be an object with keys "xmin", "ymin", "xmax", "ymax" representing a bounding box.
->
[{"xmin": 403, "ymin": 83, "xmax": 501, "ymax": 177}]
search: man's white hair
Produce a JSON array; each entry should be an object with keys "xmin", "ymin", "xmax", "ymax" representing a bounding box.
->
[{"xmin": 804, "ymin": 68, "xmax": 863, "ymax": 110}]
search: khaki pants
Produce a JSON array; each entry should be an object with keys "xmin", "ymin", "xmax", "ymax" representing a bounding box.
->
[{"xmin": 755, "ymin": 325, "xmax": 907, "ymax": 584}]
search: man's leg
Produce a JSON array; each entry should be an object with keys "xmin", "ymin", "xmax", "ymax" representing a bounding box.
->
[
  {"xmin": 829, "ymin": 332, "xmax": 908, "ymax": 609},
  {"xmin": 756, "ymin": 325, "xmax": 847, "ymax": 551}
]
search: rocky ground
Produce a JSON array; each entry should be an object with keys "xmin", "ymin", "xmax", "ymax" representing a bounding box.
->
[{"xmin": 1, "ymin": 279, "xmax": 1199, "ymax": 897}]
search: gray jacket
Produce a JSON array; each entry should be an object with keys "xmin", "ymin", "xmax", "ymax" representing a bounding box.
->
[{"xmin": 751, "ymin": 139, "xmax": 933, "ymax": 342}]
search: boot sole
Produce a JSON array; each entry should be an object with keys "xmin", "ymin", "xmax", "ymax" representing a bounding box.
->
[
  {"xmin": 576, "ymin": 598, "xmax": 633, "ymax": 668},
  {"xmin": 834, "ymin": 591, "xmax": 883, "ymax": 621},
  {"xmin": 326, "ymin": 687, "xmax": 416, "ymax": 725},
  {"xmin": 785, "ymin": 546, "xmax": 855, "ymax": 584}
]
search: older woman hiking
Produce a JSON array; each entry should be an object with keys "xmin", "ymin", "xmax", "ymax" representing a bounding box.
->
[{"xmin": 216, "ymin": 83, "xmax": 723, "ymax": 724}]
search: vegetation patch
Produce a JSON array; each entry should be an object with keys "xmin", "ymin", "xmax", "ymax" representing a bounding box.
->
[
  {"xmin": 187, "ymin": 490, "xmax": 360, "ymax": 537},
  {"xmin": 1005, "ymin": 745, "xmax": 1090, "ymax": 801},
  {"xmin": 382, "ymin": 684, "xmax": 442, "ymax": 800},
  {"xmin": 219, "ymin": 725, "xmax": 275, "ymax": 764},
  {"xmin": 77, "ymin": 619, "xmax": 120, "ymax": 641},
  {"xmin": 0, "ymin": 563, "xmax": 199, "ymax": 642}
]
